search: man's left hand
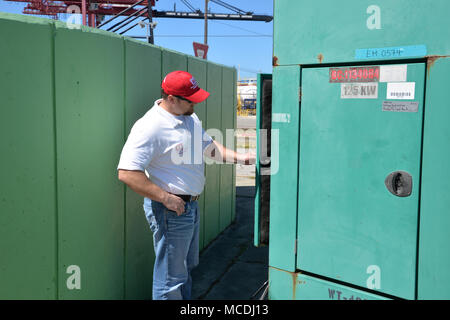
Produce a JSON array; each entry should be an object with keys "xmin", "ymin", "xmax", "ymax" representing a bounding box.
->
[{"xmin": 241, "ymin": 151, "xmax": 256, "ymax": 165}]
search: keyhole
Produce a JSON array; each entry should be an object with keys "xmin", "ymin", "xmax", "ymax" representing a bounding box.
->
[
  {"xmin": 385, "ymin": 171, "xmax": 412, "ymax": 197},
  {"xmin": 393, "ymin": 173, "xmax": 403, "ymax": 195}
]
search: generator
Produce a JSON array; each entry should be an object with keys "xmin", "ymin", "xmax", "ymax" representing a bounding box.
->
[{"xmin": 255, "ymin": 0, "xmax": 450, "ymax": 300}]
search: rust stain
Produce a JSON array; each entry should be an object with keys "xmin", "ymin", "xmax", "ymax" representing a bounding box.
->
[
  {"xmin": 270, "ymin": 267, "xmax": 298, "ymax": 299},
  {"xmin": 426, "ymin": 55, "xmax": 450, "ymax": 77},
  {"xmin": 317, "ymin": 53, "xmax": 324, "ymax": 63},
  {"xmin": 272, "ymin": 56, "xmax": 279, "ymax": 67},
  {"xmin": 292, "ymin": 271, "xmax": 297, "ymax": 300}
]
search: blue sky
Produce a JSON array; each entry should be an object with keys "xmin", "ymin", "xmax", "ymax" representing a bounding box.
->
[{"xmin": 0, "ymin": 0, "xmax": 273, "ymax": 79}]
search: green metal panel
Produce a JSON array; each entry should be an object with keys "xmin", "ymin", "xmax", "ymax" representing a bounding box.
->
[
  {"xmin": 204, "ymin": 64, "xmax": 222, "ymax": 244},
  {"xmin": 162, "ymin": 49, "xmax": 187, "ymax": 75},
  {"xmin": 297, "ymin": 63, "xmax": 425, "ymax": 299},
  {"xmin": 219, "ymin": 67, "xmax": 235, "ymax": 232},
  {"xmin": 274, "ymin": 0, "xmax": 450, "ymax": 65},
  {"xmin": 187, "ymin": 57, "xmax": 208, "ymax": 250},
  {"xmin": 295, "ymin": 273, "xmax": 389, "ymax": 300},
  {"xmin": 123, "ymin": 39, "xmax": 161, "ymax": 299},
  {"xmin": 54, "ymin": 24, "xmax": 125, "ymax": 299},
  {"xmin": 270, "ymin": 0, "xmax": 450, "ymax": 301},
  {"xmin": 418, "ymin": 57, "xmax": 450, "ymax": 299},
  {"xmin": 268, "ymin": 66, "xmax": 300, "ymax": 272},
  {"xmin": 268, "ymin": 268, "xmax": 388, "ymax": 300},
  {"xmin": 0, "ymin": 13, "xmax": 57, "ymax": 299},
  {"xmin": 268, "ymin": 267, "xmax": 295, "ymax": 300}
]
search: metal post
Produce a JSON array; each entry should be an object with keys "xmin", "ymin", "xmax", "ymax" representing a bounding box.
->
[
  {"xmin": 204, "ymin": 0, "xmax": 208, "ymax": 45},
  {"xmin": 89, "ymin": 13, "xmax": 95, "ymax": 27},
  {"xmin": 81, "ymin": 0, "xmax": 86, "ymax": 25},
  {"xmin": 148, "ymin": 0, "xmax": 154, "ymax": 44}
]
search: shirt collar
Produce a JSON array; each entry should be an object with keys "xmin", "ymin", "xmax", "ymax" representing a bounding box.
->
[{"xmin": 154, "ymin": 99, "xmax": 184, "ymax": 127}]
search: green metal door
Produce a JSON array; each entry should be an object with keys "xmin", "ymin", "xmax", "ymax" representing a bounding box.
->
[{"xmin": 297, "ymin": 62, "xmax": 426, "ymax": 299}]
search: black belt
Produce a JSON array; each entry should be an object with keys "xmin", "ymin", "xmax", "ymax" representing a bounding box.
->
[{"xmin": 173, "ymin": 194, "xmax": 200, "ymax": 202}]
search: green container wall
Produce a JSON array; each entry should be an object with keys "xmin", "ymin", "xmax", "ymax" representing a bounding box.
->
[
  {"xmin": 123, "ymin": 40, "xmax": 162, "ymax": 300},
  {"xmin": 0, "ymin": 12, "xmax": 236, "ymax": 299},
  {"xmin": 204, "ymin": 63, "xmax": 222, "ymax": 245},
  {"xmin": 0, "ymin": 13, "xmax": 56, "ymax": 300},
  {"xmin": 219, "ymin": 68, "xmax": 235, "ymax": 232},
  {"xmin": 186, "ymin": 57, "xmax": 208, "ymax": 251}
]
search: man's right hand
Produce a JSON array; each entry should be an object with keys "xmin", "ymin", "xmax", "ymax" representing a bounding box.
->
[
  {"xmin": 117, "ymin": 170, "xmax": 186, "ymax": 215},
  {"xmin": 163, "ymin": 193, "xmax": 186, "ymax": 216}
]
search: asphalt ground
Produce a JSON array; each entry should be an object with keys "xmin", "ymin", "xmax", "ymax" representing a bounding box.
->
[{"xmin": 192, "ymin": 186, "xmax": 269, "ymax": 300}]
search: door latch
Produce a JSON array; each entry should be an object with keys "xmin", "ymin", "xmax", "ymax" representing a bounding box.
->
[{"xmin": 384, "ymin": 171, "xmax": 413, "ymax": 197}]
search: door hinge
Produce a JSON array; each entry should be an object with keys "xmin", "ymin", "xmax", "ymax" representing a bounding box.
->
[
  {"xmin": 299, "ymin": 87, "xmax": 302, "ymax": 102},
  {"xmin": 294, "ymin": 239, "xmax": 298, "ymax": 254}
]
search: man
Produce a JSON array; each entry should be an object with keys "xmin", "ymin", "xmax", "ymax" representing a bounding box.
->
[{"xmin": 117, "ymin": 70, "xmax": 255, "ymax": 300}]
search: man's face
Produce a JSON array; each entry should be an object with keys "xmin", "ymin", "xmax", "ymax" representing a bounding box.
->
[{"xmin": 173, "ymin": 96, "xmax": 196, "ymax": 116}]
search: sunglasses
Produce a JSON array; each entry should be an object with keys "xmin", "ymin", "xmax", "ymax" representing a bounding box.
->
[{"xmin": 174, "ymin": 95, "xmax": 192, "ymax": 103}]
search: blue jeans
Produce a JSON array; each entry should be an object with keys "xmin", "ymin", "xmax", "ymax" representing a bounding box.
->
[{"xmin": 143, "ymin": 198, "xmax": 200, "ymax": 300}]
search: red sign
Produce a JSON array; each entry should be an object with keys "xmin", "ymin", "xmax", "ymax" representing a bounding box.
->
[
  {"xmin": 193, "ymin": 42, "xmax": 209, "ymax": 59},
  {"xmin": 329, "ymin": 66, "xmax": 380, "ymax": 83}
]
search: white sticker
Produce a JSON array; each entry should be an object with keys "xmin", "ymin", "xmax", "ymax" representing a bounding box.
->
[
  {"xmin": 379, "ymin": 65, "xmax": 407, "ymax": 82},
  {"xmin": 382, "ymin": 101, "xmax": 419, "ymax": 113},
  {"xmin": 341, "ymin": 83, "xmax": 378, "ymax": 99},
  {"xmin": 386, "ymin": 82, "xmax": 415, "ymax": 100},
  {"xmin": 272, "ymin": 113, "xmax": 291, "ymax": 123}
]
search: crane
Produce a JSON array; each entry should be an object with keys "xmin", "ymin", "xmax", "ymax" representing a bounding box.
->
[{"xmin": 5, "ymin": 0, "xmax": 273, "ymax": 43}]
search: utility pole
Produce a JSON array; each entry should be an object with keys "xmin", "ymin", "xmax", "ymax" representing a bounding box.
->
[
  {"xmin": 204, "ymin": 0, "xmax": 208, "ymax": 45},
  {"xmin": 147, "ymin": 0, "xmax": 154, "ymax": 44}
]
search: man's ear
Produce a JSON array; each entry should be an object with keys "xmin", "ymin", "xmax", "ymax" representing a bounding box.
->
[{"xmin": 167, "ymin": 95, "xmax": 177, "ymax": 104}]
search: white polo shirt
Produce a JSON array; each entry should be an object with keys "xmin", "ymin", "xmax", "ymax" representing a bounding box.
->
[{"xmin": 117, "ymin": 99, "xmax": 213, "ymax": 195}]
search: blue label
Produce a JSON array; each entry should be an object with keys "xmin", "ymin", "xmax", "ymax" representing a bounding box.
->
[{"xmin": 355, "ymin": 45, "xmax": 427, "ymax": 60}]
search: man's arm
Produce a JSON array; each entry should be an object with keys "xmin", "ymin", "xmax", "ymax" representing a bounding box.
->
[
  {"xmin": 118, "ymin": 169, "xmax": 186, "ymax": 215},
  {"xmin": 204, "ymin": 140, "xmax": 256, "ymax": 164}
]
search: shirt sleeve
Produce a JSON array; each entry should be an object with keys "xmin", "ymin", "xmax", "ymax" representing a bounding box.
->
[
  {"xmin": 117, "ymin": 119, "xmax": 158, "ymax": 172},
  {"xmin": 202, "ymin": 128, "xmax": 214, "ymax": 152},
  {"xmin": 191, "ymin": 113, "xmax": 214, "ymax": 152}
]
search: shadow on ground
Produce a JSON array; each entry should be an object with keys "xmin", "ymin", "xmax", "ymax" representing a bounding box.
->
[{"xmin": 192, "ymin": 186, "xmax": 268, "ymax": 300}]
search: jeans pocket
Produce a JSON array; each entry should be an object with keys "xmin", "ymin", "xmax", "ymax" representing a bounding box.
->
[{"xmin": 165, "ymin": 202, "xmax": 191, "ymax": 217}]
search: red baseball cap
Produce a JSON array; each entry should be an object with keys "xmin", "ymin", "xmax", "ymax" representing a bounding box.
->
[{"xmin": 161, "ymin": 70, "xmax": 210, "ymax": 103}]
